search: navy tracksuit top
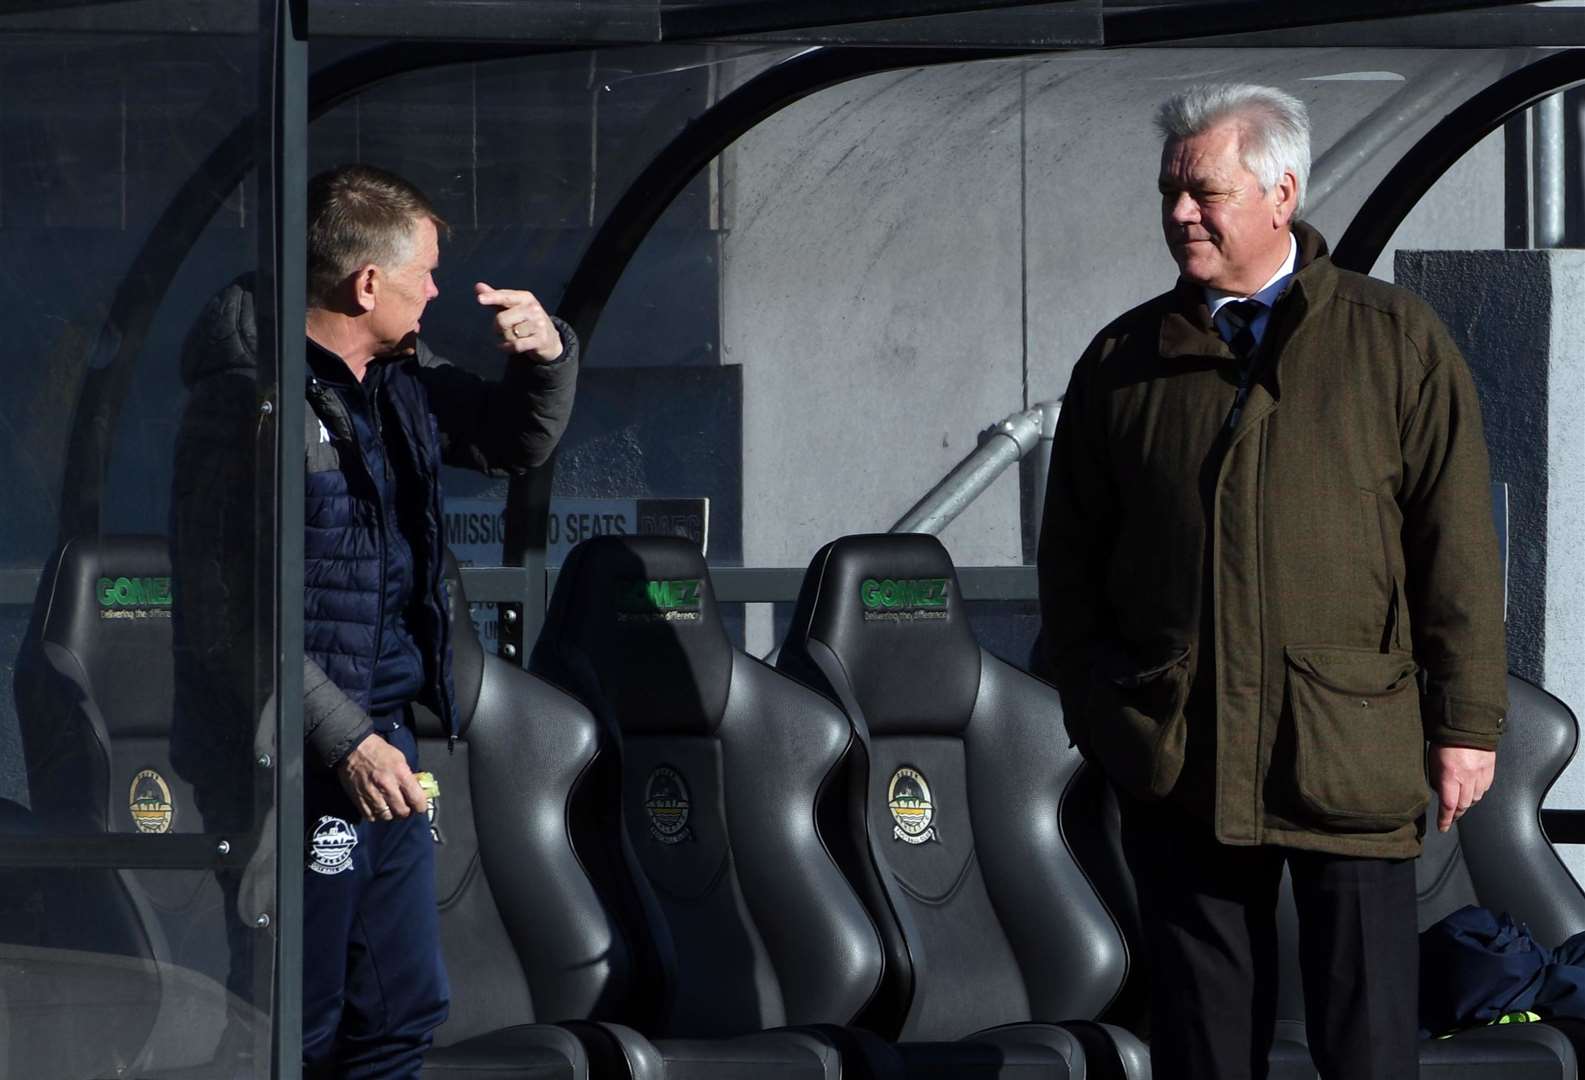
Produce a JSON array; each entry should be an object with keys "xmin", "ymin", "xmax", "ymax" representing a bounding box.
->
[{"xmin": 304, "ymin": 340, "xmax": 456, "ymax": 745}]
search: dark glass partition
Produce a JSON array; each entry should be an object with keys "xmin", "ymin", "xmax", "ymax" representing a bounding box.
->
[{"xmin": 0, "ymin": 4, "xmax": 286, "ymax": 1077}]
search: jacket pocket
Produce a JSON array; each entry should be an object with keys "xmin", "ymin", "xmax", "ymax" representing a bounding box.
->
[
  {"xmin": 1088, "ymin": 644, "xmax": 1193, "ymax": 802},
  {"xmin": 1285, "ymin": 645, "xmax": 1428, "ymax": 832}
]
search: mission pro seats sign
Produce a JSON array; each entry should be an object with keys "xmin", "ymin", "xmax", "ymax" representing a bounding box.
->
[{"xmin": 445, "ymin": 496, "xmax": 709, "ymax": 651}]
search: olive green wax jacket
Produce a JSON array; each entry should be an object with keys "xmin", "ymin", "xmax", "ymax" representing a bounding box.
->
[{"xmin": 1038, "ymin": 223, "xmax": 1507, "ymax": 858}]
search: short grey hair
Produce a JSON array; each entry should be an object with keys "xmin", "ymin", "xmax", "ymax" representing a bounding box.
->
[
  {"xmin": 1155, "ymin": 83, "xmax": 1311, "ymax": 216},
  {"xmin": 307, "ymin": 164, "xmax": 449, "ymax": 307}
]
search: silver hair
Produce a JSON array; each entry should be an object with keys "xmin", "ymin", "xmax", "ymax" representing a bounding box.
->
[{"xmin": 1155, "ymin": 83, "xmax": 1311, "ymax": 216}]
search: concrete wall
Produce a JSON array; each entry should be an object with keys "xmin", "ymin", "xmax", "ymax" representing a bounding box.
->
[{"xmin": 1399, "ymin": 248, "xmax": 1585, "ymax": 883}]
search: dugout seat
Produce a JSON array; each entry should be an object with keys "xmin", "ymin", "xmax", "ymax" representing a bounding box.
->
[
  {"xmin": 531, "ymin": 535, "xmax": 904, "ymax": 1080},
  {"xmin": 415, "ymin": 553, "xmax": 664, "ymax": 1079},
  {"xmin": 775, "ymin": 532, "xmax": 1150, "ymax": 1080},
  {"xmin": 9, "ymin": 534, "xmax": 251, "ymax": 1077}
]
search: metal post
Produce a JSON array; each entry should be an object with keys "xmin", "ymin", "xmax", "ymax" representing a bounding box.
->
[
  {"xmin": 1536, "ymin": 91, "xmax": 1566, "ymax": 248},
  {"xmin": 1568, "ymin": 86, "xmax": 1585, "ymax": 247},
  {"xmin": 264, "ymin": 0, "xmax": 307, "ymax": 1076}
]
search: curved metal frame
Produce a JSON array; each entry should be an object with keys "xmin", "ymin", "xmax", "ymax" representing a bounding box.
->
[
  {"xmin": 1334, "ymin": 47, "xmax": 1585, "ymax": 272},
  {"xmin": 557, "ymin": 45, "xmax": 1002, "ymax": 336}
]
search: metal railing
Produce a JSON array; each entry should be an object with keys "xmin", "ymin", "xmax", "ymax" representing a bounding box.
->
[{"xmin": 891, "ymin": 401, "xmax": 1059, "ymax": 538}]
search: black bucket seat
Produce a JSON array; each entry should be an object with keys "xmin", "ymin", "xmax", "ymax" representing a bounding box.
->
[
  {"xmin": 531, "ymin": 535, "xmax": 900, "ymax": 1080},
  {"xmin": 416, "ymin": 554, "xmax": 666, "ymax": 1079},
  {"xmin": 10, "ymin": 534, "xmax": 240, "ymax": 1077},
  {"xmin": 776, "ymin": 533, "xmax": 1150, "ymax": 1080}
]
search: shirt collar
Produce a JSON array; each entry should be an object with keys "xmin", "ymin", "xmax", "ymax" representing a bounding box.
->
[{"xmin": 1204, "ymin": 232, "xmax": 1298, "ymax": 320}]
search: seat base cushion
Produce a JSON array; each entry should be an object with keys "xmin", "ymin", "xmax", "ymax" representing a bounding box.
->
[
  {"xmin": 1269, "ymin": 1022, "xmax": 1575, "ymax": 1080},
  {"xmin": 424, "ymin": 1024, "xmax": 585, "ymax": 1079},
  {"xmin": 656, "ymin": 1030, "xmax": 839, "ymax": 1080},
  {"xmin": 1422, "ymin": 1022, "xmax": 1576, "ymax": 1080},
  {"xmin": 895, "ymin": 1038, "xmax": 1069, "ymax": 1080}
]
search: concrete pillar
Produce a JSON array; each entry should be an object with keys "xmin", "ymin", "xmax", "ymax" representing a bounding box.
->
[{"xmin": 1397, "ymin": 249, "xmax": 1585, "ymax": 857}]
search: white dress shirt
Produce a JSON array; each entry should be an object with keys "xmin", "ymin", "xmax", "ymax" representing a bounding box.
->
[{"xmin": 1205, "ymin": 233, "xmax": 1298, "ymax": 349}]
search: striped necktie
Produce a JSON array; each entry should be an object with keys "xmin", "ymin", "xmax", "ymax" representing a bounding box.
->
[
  {"xmin": 1219, "ymin": 299, "xmax": 1265, "ymax": 437},
  {"xmin": 1220, "ymin": 299, "xmax": 1263, "ymax": 360}
]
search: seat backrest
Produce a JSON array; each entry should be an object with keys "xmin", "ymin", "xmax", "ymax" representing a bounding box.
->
[
  {"xmin": 419, "ymin": 555, "xmax": 631, "ymax": 1046},
  {"xmin": 531, "ymin": 535, "xmax": 884, "ymax": 1039},
  {"xmin": 1450, "ymin": 675, "xmax": 1585, "ymax": 944},
  {"xmin": 15, "ymin": 534, "xmax": 186, "ymax": 835},
  {"xmin": 776, "ymin": 532, "xmax": 1127, "ymax": 1041},
  {"xmin": 13, "ymin": 535, "xmax": 220, "ymax": 970}
]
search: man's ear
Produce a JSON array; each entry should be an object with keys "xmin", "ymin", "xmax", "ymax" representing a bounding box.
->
[
  {"xmin": 353, "ymin": 264, "xmax": 380, "ymax": 314},
  {"xmin": 1273, "ymin": 169, "xmax": 1299, "ymax": 228}
]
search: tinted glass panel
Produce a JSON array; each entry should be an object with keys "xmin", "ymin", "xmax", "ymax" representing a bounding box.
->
[
  {"xmin": 0, "ymin": 7, "xmax": 277, "ymax": 1077},
  {"xmin": 309, "ymin": 44, "xmax": 789, "ymax": 650}
]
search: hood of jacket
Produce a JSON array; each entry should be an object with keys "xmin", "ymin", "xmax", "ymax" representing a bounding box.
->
[{"xmin": 181, "ymin": 275, "xmax": 258, "ymax": 388}]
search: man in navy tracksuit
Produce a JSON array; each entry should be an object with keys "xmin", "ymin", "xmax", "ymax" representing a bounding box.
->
[
  {"xmin": 174, "ymin": 163, "xmax": 578, "ymax": 1077},
  {"xmin": 297, "ymin": 165, "xmax": 578, "ymax": 1076}
]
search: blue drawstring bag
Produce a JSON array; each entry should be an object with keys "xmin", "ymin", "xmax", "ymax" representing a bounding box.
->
[{"xmin": 1420, "ymin": 905, "xmax": 1550, "ymax": 1037}]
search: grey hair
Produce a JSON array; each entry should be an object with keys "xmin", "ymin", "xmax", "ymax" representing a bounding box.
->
[
  {"xmin": 1155, "ymin": 83, "xmax": 1311, "ymax": 216},
  {"xmin": 306, "ymin": 164, "xmax": 449, "ymax": 307}
]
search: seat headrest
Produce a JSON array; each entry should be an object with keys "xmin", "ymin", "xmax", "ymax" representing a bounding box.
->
[
  {"xmin": 534, "ymin": 536, "xmax": 730, "ymax": 735},
  {"xmin": 41, "ymin": 535, "xmax": 174, "ymax": 736},
  {"xmin": 783, "ymin": 533, "xmax": 980, "ymax": 736}
]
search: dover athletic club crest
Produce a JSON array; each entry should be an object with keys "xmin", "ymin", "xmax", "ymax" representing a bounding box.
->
[
  {"xmin": 128, "ymin": 768, "xmax": 175, "ymax": 834},
  {"xmin": 644, "ymin": 765, "xmax": 693, "ymax": 845},
  {"xmin": 307, "ymin": 816, "xmax": 359, "ymax": 875},
  {"xmin": 888, "ymin": 766, "xmax": 938, "ymax": 845}
]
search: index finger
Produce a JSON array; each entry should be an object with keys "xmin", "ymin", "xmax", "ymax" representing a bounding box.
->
[{"xmin": 474, "ymin": 282, "xmax": 542, "ymax": 310}]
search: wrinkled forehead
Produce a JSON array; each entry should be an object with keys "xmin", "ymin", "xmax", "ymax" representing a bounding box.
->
[{"xmin": 1158, "ymin": 122, "xmax": 1250, "ymax": 185}]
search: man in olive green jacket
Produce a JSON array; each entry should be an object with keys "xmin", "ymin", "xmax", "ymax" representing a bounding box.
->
[{"xmin": 1039, "ymin": 84, "xmax": 1505, "ymax": 1080}]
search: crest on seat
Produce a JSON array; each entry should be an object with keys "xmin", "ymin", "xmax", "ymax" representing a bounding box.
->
[
  {"xmin": 644, "ymin": 766, "xmax": 693, "ymax": 844},
  {"xmin": 888, "ymin": 766, "xmax": 938, "ymax": 844},
  {"xmin": 128, "ymin": 768, "xmax": 175, "ymax": 834}
]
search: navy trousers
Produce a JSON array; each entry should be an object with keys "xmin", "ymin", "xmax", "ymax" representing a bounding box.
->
[
  {"xmin": 1122, "ymin": 802, "xmax": 1419, "ymax": 1080},
  {"xmin": 303, "ymin": 722, "xmax": 449, "ymax": 1079}
]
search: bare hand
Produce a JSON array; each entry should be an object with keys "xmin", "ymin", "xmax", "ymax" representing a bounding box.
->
[
  {"xmin": 1429, "ymin": 745, "xmax": 1496, "ymax": 832},
  {"xmin": 476, "ymin": 281, "xmax": 563, "ymax": 362},
  {"xmin": 336, "ymin": 733, "xmax": 428, "ymax": 822}
]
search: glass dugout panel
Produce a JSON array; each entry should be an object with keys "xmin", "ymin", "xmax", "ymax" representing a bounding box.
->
[
  {"xmin": 0, "ymin": 4, "xmax": 280, "ymax": 1078},
  {"xmin": 307, "ymin": 44, "xmax": 792, "ymax": 651}
]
